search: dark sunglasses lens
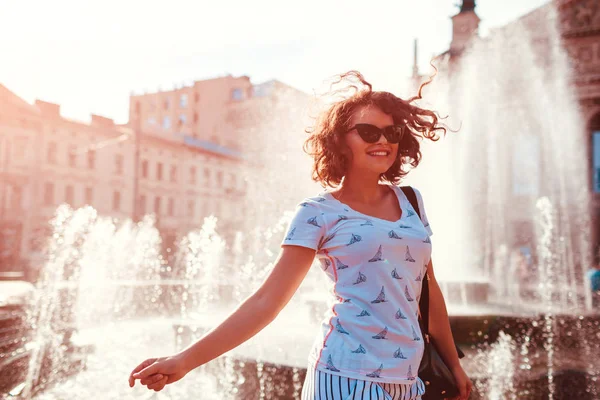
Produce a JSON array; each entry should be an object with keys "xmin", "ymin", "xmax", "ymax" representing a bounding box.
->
[
  {"xmin": 383, "ymin": 126, "xmax": 402, "ymax": 143},
  {"xmin": 356, "ymin": 125, "xmax": 381, "ymax": 143}
]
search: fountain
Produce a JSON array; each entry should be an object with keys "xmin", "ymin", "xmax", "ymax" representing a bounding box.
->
[{"xmin": 2, "ymin": 3, "xmax": 600, "ymax": 399}]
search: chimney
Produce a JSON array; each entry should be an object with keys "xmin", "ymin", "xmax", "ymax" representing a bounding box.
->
[
  {"xmin": 35, "ymin": 100, "xmax": 61, "ymax": 117},
  {"xmin": 412, "ymin": 38, "xmax": 419, "ymax": 79},
  {"xmin": 91, "ymin": 114, "xmax": 115, "ymax": 127}
]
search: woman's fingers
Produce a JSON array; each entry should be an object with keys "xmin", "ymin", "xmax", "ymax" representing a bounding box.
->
[
  {"xmin": 133, "ymin": 361, "xmax": 161, "ymax": 380},
  {"xmin": 140, "ymin": 374, "xmax": 164, "ymax": 386},
  {"xmin": 129, "ymin": 358, "xmax": 157, "ymax": 387},
  {"xmin": 147, "ymin": 375, "xmax": 169, "ymax": 392}
]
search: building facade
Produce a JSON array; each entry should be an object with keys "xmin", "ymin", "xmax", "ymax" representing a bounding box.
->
[
  {"xmin": 0, "ymin": 74, "xmax": 277, "ymax": 276},
  {"xmin": 412, "ymin": 0, "xmax": 600, "ymax": 261}
]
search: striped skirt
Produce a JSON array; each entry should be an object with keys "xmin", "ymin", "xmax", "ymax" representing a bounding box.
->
[{"xmin": 301, "ymin": 364, "xmax": 426, "ymax": 400}]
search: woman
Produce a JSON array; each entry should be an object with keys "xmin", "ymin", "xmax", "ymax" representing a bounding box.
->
[{"xmin": 129, "ymin": 71, "xmax": 473, "ymax": 399}]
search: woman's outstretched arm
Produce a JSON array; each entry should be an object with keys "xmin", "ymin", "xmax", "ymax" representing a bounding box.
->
[{"xmin": 129, "ymin": 245, "xmax": 315, "ymax": 391}]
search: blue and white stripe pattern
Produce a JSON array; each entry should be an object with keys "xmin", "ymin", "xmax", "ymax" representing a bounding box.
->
[{"xmin": 302, "ymin": 364, "xmax": 426, "ymax": 400}]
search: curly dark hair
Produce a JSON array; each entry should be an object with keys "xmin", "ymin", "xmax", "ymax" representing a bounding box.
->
[{"xmin": 304, "ymin": 70, "xmax": 448, "ymax": 188}]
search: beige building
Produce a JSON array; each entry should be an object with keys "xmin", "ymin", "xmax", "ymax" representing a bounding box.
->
[
  {"xmin": 0, "ymin": 75, "xmax": 307, "ymax": 275},
  {"xmin": 0, "ymin": 86, "xmax": 135, "ymax": 273}
]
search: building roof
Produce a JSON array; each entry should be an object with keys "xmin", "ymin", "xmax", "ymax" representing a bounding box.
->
[
  {"xmin": 0, "ymin": 84, "xmax": 40, "ymax": 115},
  {"xmin": 183, "ymin": 135, "xmax": 244, "ymax": 160}
]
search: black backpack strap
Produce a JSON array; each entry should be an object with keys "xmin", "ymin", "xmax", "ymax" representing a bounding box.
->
[
  {"xmin": 400, "ymin": 186, "xmax": 421, "ymax": 220},
  {"xmin": 400, "ymin": 186, "xmax": 429, "ymax": 336},
  {"xmin": 400, "ymin": 186, "xmax": 465, "ymax": 358}
]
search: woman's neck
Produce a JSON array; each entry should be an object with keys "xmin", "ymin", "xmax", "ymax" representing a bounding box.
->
[{"xmin": 337, "ymin": 171, "xmax": 386, "ymax": 205}]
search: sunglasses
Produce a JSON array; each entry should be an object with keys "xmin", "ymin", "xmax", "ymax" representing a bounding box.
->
[{"xmin": 345, "ymin": 123, "xmax": 405, "ymax": 144}]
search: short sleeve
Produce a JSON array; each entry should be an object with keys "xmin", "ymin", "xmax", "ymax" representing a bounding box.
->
[
  {"xmin": 281, "ymin": 200, "xmax": 328, "ymax": 250},
  {"xmin": 413, "ymin": 188, "xmax": 433, "ymax": 236}
]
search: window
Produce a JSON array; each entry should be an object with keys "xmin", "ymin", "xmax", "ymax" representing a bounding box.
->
[
  {"xmin": 65, "ymin": 185, "xmax": 74, "ymax": 204},
  {"xmin": 231, "ymin": 88, "xmax": 243, "ymax": 101},
  {"xmin": 178, "ymin": 114, "xmax": 187, "ymax": 126},
  {"xmin": 594, "ymin": 131, "xmax": 600, "ymax": 193},
  {"xmin": 216, "ymin": 171, "xmax": 223, "ymax": 188},
  {"xmin": 85, "ymin": 187, "xmax": 93, "ymax": 205},
  {"xmin": 164, "ymin": 99, "xmax": 170, "ymax": 110},
  {"xmin": 113, "ymin": 191, "xmax": 121, "ymax": 211},
  {"xmin": 68, "ymin": 146, "xmax": 77, "ymax": 167},
  {"xmin": 168, "ymin": 197, "xmax": 174, "ymax": 217},
  {"xmin": 163, "ymin": 116, "xmax": 171, "ymax": 130},
  {"xmin": 187, "ymin": 200, "xmax": 195, "ymax": 217},
  {"xmin": 147, "ymin": 117, "xmax": 157, "ymax": 126},
  {"xmin": 47, "ymin": 141, "xmax": 57, "ymax": 164},
  {"xmin": 87, "ymin": 149, "xmax": 96, "ymax": 169},
  {"xmin": 180, "ymin": 94, "xmax": 188, "ymax": 108},
  {"xmin": 157, "ymin": 162, "xmax": 163, "ymax": 180},
  {"xmin": 44, "ymin": 183, "xmax": 54, "ymax": 205},
  {"xmin": 115, "ymin": 154, "xmax": 124, "ymax": 175},
  {"xmin": 141, "ymin": 160, "xmax": 149, "ymax": 179},
  {"xmin": 140, "ymin": 194, "xmax": 146, "ymax": 215},
  {"xmin": 512, "ymin": 134, "xmax": 540, "ymax": 196},
  {"xmin": 154, "ymin": 196, "xmax": 161, "ymax": 215},
  {"xmin": 11, "ymin": 137, "xmax": 28, "ymax": 163},
  {"xmin": 170, "ymin": 165, "xmax": 177, "ymax": 182},
  {"xmin": 194, "ymin": 92, "xmax": 200, "ymax": 103},
  {"xmin": 189, "ymin": 166, "xmax": 196, "ymax": 185},
  {"xmin": 193, "ymin": 112, "xmax": 198, "ymax": 124},
  {"xmin": 8, "ymin": 185, "xmax": 22, "ymax": 211}
]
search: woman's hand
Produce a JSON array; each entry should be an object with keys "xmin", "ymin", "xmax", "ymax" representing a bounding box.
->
[
  {"xmin": 448, "ymin": 365, "xmax": 473, "ymax": 399},
  {"xmin": 128, "ymin": 354, "xmax": 189, "ymax": 392}
]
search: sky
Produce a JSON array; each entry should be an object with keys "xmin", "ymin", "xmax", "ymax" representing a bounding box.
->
[{"xmin": 0, "ymin": 0, "xmax": 550, "ymax": 124}]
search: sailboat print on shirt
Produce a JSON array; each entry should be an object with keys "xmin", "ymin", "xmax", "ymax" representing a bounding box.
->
[
  {"xmin": 371, "ymin": 286, "xmax": 387, "ymax": 303},
  {"xmin": 368, "ymin": 245, "xmax": 384, "ymax": 262},
  {"xmin": 285, "ymin": 227, "xmax": 296, "ymax": 240},
  {"xmin": 391, "ymin": 268, "xmax": 403, "ymax": 280},
  {"xmin": 405, "ymin": 246, "xmax": 416, "ymax": 262},
  {"xmin": 412, "ymin": 325, "xmax": 421, "ymax": 341},
  {"xmin": 336, "ymin": 319, "xmax": 350, "ymax": 335},
  {"xmin": 326, "ymin": 355, "xmax": 340, "ymax": 372},
  {"xmin": 366, "ymin": 364, "xmax": 383, "ymax": 378},
  {"xmin": 321, "ymin": 258, "xmax": 331, "ymax": 271},
  {"xmin": 393, "ymin": 347, "xmax": 408, "ymax": 359},
  {"xmin": 347, "ymin": 234, "xmax": 362, "ymax": 246},
  {"xmin": 361, "ymin": 219, "xmax": 374, "ymax": 226},
  {"xmin": 352, "ymin": 344, "xmax": 367, "ymax": 354},
  {"xmin": 407, "ymin": 365, "xmax": 416, "ymax": 380},
  {"xmin": 405, "ymin": 286, "xmax": 414, "ymax": 302},
  {"xmin": 357, "ymin": 309, "xmax": 371, "ymax": 317},
  {"xmin": 307, "ymin": 216, "xmax": 321, "ymax": 227},
  {"xmin": 399, "ymin": 223, "xmax": 412, "ymax": 229},
  {"xmin": 415, "ymin": 271, "xmax": 422, "ymax": 281},
  {"xmin": 395, "ymin": 308, "xmax": 408, "ymax": 320},
  {"xmin": 335, "ymin": 257, "xmax": 349, "ymax": 270},
  {"xmin": 407, "ymin": 209, "xmax": 416, "ymax": 217},
  {"xmin": 423, "ymin": 236, "xmax": 431, "ymax": 244},
  {"xmin": 353, "ymin": 271, "xmax": 367, "ymax": 285},
  {"xmin": 372, "ymin": 326, "xmax": 388, "ymax": 340},
  {"xmin": 388, "ymin": 230, "xmax": 402, "ymax": 239},
  {"xmin": 316, "ymin": 197, "xmax": 327, "ymax": 203}
]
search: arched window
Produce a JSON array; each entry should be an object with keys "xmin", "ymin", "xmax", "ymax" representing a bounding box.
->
[{"xmin": 591, "ymin": 112, "xmax": 600, "ymax": 193}]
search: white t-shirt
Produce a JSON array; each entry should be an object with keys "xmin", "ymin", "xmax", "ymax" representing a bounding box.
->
[{"xmin": 281, "ymin": 185, "xmax": 433, "ymax": 384}]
